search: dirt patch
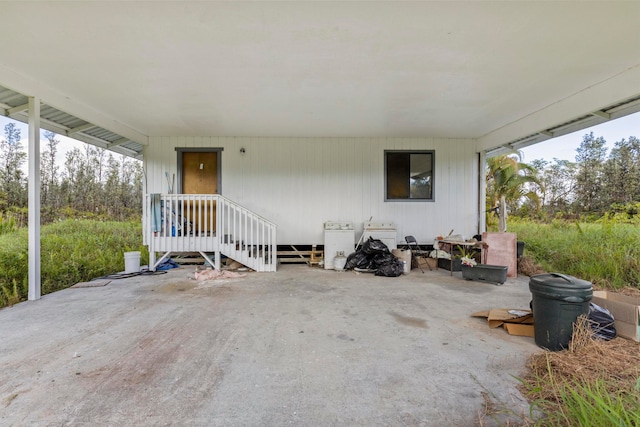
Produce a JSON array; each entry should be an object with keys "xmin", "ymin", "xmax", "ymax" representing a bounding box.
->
[
  {"xmin": 157, "ymin": 281, "xmax": 196, "ymax": 294},
  {"xmin": 388, "ymin": 311, "xmax": 428, "ymax": 329}
]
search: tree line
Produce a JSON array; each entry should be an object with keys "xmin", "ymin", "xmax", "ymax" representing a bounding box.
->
[
  {"xmin": 2, "ymin": 121, "xmax": 637, "ymax": 228},
  {"xmin": 487, "ymin": 132, "xmax": 640, "ymax": 227},
  {"xmin": 0, "ymin": 122, "xmax": 143, "ymax": 224}
]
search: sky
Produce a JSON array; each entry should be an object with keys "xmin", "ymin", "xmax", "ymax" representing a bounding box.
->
[
  {"xmin": 0, "ymin": 115, "xmax": 94, "ymax": 168},
  {"xmin": 1, "ymin": 111, "xmax": 639, "ymax": 165},
  {"xmin": 519, "ymin": 111, "xmax": 639, "ymax": 163}
]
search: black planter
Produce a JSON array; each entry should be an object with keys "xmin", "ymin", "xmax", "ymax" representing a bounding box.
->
[
  {"xmin": 461, "ymin": 264, "xmax": 508, "ymax": 285},
  {"xmin": 437, "ymin": 257, "xmax": 462, "ymax": 271}
]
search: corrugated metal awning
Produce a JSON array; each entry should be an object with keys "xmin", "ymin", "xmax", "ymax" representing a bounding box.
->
[
  {"xmin": 0, "ymin": 84, "xmax": 143, "ymax": 159},
  {"xmin": 485, "ymin": 95, "xmax": 640, "ymax": 158}
]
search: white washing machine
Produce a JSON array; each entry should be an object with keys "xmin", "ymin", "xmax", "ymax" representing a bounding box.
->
[
  {"xmin": 324, "ymin": 221, "xmax": 355, "ymax": 270},
  {"xmin": 361, "ymin": 221, "xmax": 398, "ymax": 250}
]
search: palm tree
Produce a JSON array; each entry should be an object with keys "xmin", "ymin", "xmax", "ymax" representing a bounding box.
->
[{"xmin": 486, "ymin": 153, "xmax": 541, "ymax": 232}]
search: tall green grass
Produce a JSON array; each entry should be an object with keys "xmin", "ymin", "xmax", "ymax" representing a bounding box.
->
[
  {"xmin": 510, "ymin": 220, "xmax": 640, "ymax": 289},
  {"xmin": 0, "ymin": 211, "xmax": 19, "ymax": 235},
  {"xmin": 522, "ymin": 356, "xmax": 640, "ymax": 427},
  {"xmin": 548, "ymin": 378, "xmax": 640, "ymax": 427},
  {"xmin": 0, "ymin": 220, "xmax": 147, "ymax": 308}
]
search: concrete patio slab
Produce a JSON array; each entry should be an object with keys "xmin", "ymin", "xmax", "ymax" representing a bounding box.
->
[{"xmin": 0, "ymin": 265, "xmax": 540, "ymax": 426}]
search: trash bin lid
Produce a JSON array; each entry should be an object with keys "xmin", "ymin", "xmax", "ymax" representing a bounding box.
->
[{"xmin": 530, "ymin": 273, "xmax": 592, "ymax": 292}]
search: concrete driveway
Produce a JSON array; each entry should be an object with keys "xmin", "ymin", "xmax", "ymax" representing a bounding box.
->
[{"xmin": 0, "ymin": 265, "xmax": 539, "ymax": 426}]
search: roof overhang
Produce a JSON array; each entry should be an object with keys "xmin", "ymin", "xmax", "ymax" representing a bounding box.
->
[
  {"xmin": 1, "ymin": 1, "xmax": 639, "ymax": 158},
  {"xmin": 0, "ymin": 83, "xmax": 145, "ymax": 159}
]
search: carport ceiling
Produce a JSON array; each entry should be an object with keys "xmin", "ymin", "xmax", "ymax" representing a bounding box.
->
[{"xmin": 1, "ymin": 1, "xmax": 639, "ymax": 145}]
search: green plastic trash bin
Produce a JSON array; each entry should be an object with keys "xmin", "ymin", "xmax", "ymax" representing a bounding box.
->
[{"xmin": 529, "ymin": 273, "xmax": 593, "ymax": 351}]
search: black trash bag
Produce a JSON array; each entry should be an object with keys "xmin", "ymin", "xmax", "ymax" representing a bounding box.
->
[
  {"xmin": 366, "ymin": 257, "xmax": 380, "ymax": 270},
  {"xmin": 344, "ymin": 251, "xmax": 370, "ymax": 270},
  {"xmin": 357, "ymin": 253, "xmax": 379, "ymax": 270},
  {"xmin": 375, "ymin": 259, "xmax": 404, "ymax": 277},
  {"xmin": 589, "ymin": 302, "xmax": 616, "ymax": 341},
  {"xmin": 362, "ymin": 237, "xmax": 390, "ymax": 255},
  {"xmin": 371, "ymin": 251, "xmax": 395, "ymax": 269}
]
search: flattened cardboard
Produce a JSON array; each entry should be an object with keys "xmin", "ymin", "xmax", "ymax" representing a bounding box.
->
[
  {"xmin": 613, "ymin": 322, "xmax": 639, "ymax": 343},
  {"xmin": 472, "ymin": 308, "xmax": 534, "ymax": 337},
  {"xmin": 71, "ymin": 280, "xmax": 111, "ymax": 288},
  {"xmin": 592, "ymin": 290, "xmax": 640, "ymax": 342},
  {"xmin": 503, "ymin": 323, "xmax": 535, "ymax": 337},
  {"xmin": 471, "ymin": 310, "xmax": 490, "ymax": 318}
]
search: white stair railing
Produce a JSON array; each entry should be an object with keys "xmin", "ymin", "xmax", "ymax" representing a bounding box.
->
[{"xmin": 144, "ymin": 194, "xmax": 277, "ymax": 272}]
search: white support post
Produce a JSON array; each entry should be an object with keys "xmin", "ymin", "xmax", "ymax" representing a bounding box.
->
[
  {"xmin": 478, "ymin": 151, "xmax": 487, "ymax": 234},
  {"xmin": 215, "ymin": 195, "xmax": 222, "ymax": 270},
  {"xmin": 28, "ymin": 97, "xmax": 41, "ymax": 300}
]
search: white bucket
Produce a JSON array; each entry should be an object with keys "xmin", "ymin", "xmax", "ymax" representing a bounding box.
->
[{"xmin": 124, "ymin": 251, "xmax": 141, "ymax": 273}]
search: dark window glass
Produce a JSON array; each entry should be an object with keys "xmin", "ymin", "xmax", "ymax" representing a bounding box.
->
[{"xmin": 385, "ymin": 151, "xmax": 434, "ymax": 201}]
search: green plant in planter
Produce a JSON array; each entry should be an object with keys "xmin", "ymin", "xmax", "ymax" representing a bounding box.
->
[{"xmin": 456, "ymin": 245, "xmax": 477, "ymax": 267}]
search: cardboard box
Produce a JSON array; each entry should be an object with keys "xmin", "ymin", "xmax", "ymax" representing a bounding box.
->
[
  {"xmin": 591, "ymin": 290, "xmax": 640, "ymax": 342},
  {"xmin": 471, "ymin": 308, "xmax": 535, "ymax": 337},
  {"xmin": 412, "ymin": 256, "xmax": 437, "ymax": 270},
  {"xmin": 503, "ymin": 323, "xmax": 534, "ymax": 337}
]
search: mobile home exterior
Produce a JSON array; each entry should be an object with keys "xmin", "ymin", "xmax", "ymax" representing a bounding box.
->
[
  {"xmin": 143, "ymin": 136, "xmax": 480, "ymax": 246},
  {"xmin": 0, "ymin": 2, "xmax": 639, "ymax": 290}
]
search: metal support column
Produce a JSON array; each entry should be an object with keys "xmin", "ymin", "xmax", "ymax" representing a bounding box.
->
[{"xmin": 28, "ymin": 96, "xmax": 41, "ymax": 300}]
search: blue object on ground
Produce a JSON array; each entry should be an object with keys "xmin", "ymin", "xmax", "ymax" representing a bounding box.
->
[{"xmin": 156, "ymin": 258, "xmax": 179, "ymax": 270}]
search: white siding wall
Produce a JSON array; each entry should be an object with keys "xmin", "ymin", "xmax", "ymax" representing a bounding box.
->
[{"xmin": 144, "ymin": 137, "xmax": 479, "ymax": 246}]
